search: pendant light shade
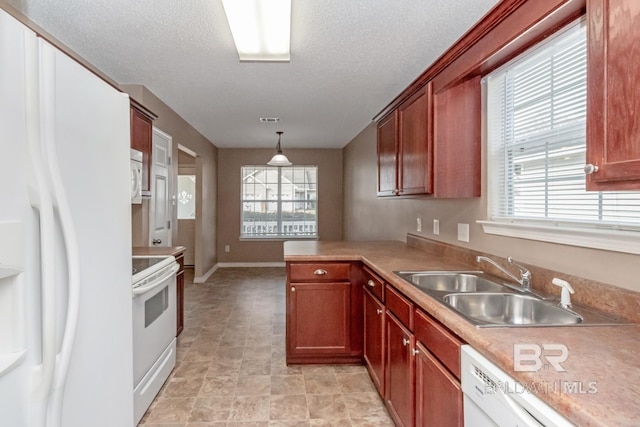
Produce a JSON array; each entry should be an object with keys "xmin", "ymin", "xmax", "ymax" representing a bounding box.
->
[{"xmin": 268, "ymin": 131, "xmax": 292, "ymax": 166}]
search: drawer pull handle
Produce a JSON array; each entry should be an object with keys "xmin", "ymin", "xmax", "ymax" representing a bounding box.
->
[
  {"xmin": 376, "ymin": 308, "xmax": 383, "ymax": 315},
  {"xmin": 291, "ymin": 286, "xmax": 296, "ymax": 292},
  {"xmin": 367, "ymin": 280, "xmax": 375, "ymax": 287},
  {"xmin": 402, "ymin": 338, "xmax": 410, "ymax": 347},
  {"xmin": 314, "ymin": 269, "xmax": 328, "ymax": 275}
]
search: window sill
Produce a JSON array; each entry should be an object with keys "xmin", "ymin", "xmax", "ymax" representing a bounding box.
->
[
  {"xmin": 477, "ymin": 220, "xmax": 640, "ymax": 255},
  {"xmin": 239, "ymin": 236, "xmax": 319, "ymax": 242}
]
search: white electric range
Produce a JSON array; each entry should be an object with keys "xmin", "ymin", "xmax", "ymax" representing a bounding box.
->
[{"xmin": 131, "ymin": 255, "xmax": 178, "ymax": 425}]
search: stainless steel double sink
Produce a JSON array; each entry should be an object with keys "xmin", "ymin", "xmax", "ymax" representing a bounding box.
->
[{"xmin": 394, "ymin": 271, "xmax": 623, "ymax": 327}]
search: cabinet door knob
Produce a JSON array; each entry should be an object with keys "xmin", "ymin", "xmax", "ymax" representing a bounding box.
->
[
  {"xmin": 402, "ymin": 338, "xmax": 410, "ymax": 347},
  {"xmin": 376, "ymin": 308, "xmax": 383, "ymax": 315},
  {"xmin": 412, "ymin": 348, "xmax": 420, "ymax": 356},
  {"xmin": 314, "ymin": 269, "xmax": 327, "ymax": 275},
  {"xmin": 291, "ymin": 286, "xmax": 296, "ymax": 292},
  {"xmin": 367, "ymin": 280, "xmax": 375, "ymax": 287},
  {"xmin": 584, "ymin": 164, "xmax": 599, "ymax": 175}
]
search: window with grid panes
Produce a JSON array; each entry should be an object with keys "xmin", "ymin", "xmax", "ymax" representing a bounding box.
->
[{"xmin": 241, "ymin": 166, "xmax": 317, "ymax": 238}]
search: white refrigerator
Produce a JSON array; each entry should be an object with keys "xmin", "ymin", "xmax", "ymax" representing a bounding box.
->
[{"xmin": 0, "ymin": 9, "xmax": 135, "ymax": 427}]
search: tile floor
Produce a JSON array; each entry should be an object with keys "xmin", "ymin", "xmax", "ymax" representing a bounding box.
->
[{"xmin": 139, "ymin": 267, "xmax": 393, "ymax": 427}]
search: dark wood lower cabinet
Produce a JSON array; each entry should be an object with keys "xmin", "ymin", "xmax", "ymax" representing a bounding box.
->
[
  {"xmin": 364, "ymin": 289, "xmax": 385, "ymax": 395},
  {"xmin": 287, "ymin": 282, "xmax": 351, "ymax": 360},
  {"xmin": 415, "ymin": 342, "xmax": 463, "ymax": 427},
  {"xmin": 285, "ymin": 261, "xmax": 363, "ymax": 365},
  {"xmin": 385, "ymin": 312, "xmax": 415, "ymax": 427},
  {"xmin": 175, "ymin": 252, "xmax": 185, "ymax": 336},
  {"xmin": 285, "ymin": 263, "xmax": 464, "ymax": 426}
]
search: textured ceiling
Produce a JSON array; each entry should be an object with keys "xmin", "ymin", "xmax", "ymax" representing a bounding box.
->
[{"xmin": 7, "ymin": 0, "xmax": 499, "ymax": 149}]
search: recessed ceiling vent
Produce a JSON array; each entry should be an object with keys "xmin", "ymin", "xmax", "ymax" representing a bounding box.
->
[{"xmin": 260, "ymin": 117, "xmax": 280, "ymax": 123}]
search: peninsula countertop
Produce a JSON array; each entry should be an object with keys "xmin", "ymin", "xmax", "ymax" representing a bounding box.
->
[{"xmin": 284, "ymin": 240, "xmax": 640, "ymax": 427}]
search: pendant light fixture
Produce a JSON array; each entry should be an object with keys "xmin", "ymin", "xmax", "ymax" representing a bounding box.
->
[{"xmin": 268, "ymin": 131, "xmax": 292, "ymax": 166}]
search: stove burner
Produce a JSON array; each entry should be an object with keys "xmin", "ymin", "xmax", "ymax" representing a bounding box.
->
[{"xmin": 132, "ymin": 257, "xmax": 167, "ymax": 276}]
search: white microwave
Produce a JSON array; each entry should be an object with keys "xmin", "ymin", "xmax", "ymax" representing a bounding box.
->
[{"xmin": 130, "ymin": 149, "xmax": 143, "ymax": 204}]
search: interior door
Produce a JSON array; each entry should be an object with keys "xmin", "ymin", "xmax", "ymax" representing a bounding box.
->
[{"xmin": 149, "ymin": 127, "xmax": 172, "ymax": 247}]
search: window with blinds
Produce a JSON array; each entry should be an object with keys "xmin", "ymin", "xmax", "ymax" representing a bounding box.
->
[
  {"xmin": 486, "ymin": 18, "xmax": 640, "ymax": 232},
  {"xmin": 241, "ymin": 165, "xmax": 318, "ymax": 238}
]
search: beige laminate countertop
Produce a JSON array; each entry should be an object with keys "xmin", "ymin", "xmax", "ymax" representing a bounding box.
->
[{"xmin": 284, "ymin": 240, "xmax": 640, "ymax": 427}]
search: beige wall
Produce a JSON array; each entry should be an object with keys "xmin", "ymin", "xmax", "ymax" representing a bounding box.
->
[
  {"xmin": 217, "ymin": 148, "xmax": 343, "ymax": 263},
  {"xmin": 121, "ymin": 85, "xmax": 218, "ymax": 278},
  {"xmin": 343, "ymin": 122, "xmax": 640, "ymax": 292}
]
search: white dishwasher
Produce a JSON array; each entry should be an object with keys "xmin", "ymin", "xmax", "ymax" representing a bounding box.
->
[{"xmin": 461, "ymin": 345, "xmax": 574, "ymax": 427}]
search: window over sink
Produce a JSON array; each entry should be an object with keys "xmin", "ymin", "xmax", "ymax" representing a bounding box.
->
[
  {"xmin": 241, "ymin": 165, "xmax": 318, "ymax": 239},
  {"xmin": 481, "ymin": 17, "xmax": 640, "ymax": 255}
]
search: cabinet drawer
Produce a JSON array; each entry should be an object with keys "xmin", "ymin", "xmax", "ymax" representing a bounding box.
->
[
  {"xmin": 363, "ymin": 266, "xmax": 384, "ymax": 302},
  {"xmin": 385, "ymin": 285, "xmax": 413, "ymax": 330},
  {"xmin": 289, "ymin": 262, "xmax": 350, "ymax": 282},
  {"xmin": 414, "ymin": 309, "xmax": 462, "ymax": 379}
]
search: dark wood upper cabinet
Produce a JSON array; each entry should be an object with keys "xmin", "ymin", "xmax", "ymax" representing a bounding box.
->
[
  {"xmin": 374, "ymin": 0, "xmax": 591, "ymax": 200},
  {"xmin": 130, "ymin": 100, "xmax": 156, "ymax": 192},
  {"xmin": 376, "ymin": 78, "xmax": 481, "ymax": 198},
  {"xmin": 377, "ymin": 110, "xmax": 398, "ymax": 196},
  {"xmin": 376, "ymin": 83, "xmax": 434, "ymax": 198},
  {"xmin": 433, "ymin": 76, "xmax": 481, "ymax": 198},
  {"xmin": 398, "ymin": 84, "xmax": 434, "ymax": 196},
  {"xmin": 586, "ymin": 0, "xmax": 640, "ymax": 190}
]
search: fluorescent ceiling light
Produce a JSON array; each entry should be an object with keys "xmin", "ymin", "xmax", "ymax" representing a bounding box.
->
[{"xmin": 222, "ymin": 0, "xmax": 291, "ymax": 62}]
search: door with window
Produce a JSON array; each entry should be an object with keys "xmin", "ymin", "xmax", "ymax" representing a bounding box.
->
[{"xmin": 149, "ymin": 128, "xmax": 172, "ymax": 246}]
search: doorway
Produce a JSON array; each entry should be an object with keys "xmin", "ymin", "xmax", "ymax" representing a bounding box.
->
[{"xmin": 176, "ymin": 147, "xmax": 197, "ymax": 266}]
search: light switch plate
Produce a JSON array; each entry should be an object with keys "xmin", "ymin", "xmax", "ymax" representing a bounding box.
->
[
  {"xmin": 457, "ymin": 223, "xmax": 470, "ymax": 242},
  {"xmin": 433, "ymin": 219, "xmax": 440, "ymax": 235},
  {"xmin": 417, "ymin": 218, "xmax": 422, "ymax": 232}
]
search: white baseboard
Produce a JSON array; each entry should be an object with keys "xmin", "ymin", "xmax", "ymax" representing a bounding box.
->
[
  {"xmin": 192, "ymin": 262, "xmax": 286, "ymax": 283},
  {"xmin": 193, "ymin": 263, "xmax": 218, "ymax": 283},
  {"xmin": 216, "ymin": 262, "xmax": 286, "ymax": 268}
]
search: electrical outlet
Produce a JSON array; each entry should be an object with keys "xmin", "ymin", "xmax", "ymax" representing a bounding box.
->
[
  {"xmin": 225, "ymin": 245, "xmax": 230, "ymax": 253},
  {"xmin": 457, "ymin": 223, "xmax": 470, "ymax": 242},
  {"xmin": 433, "ymin": 219, "xmax": 440, "ymax": 235},
  {"xmin": 417, "ymin": 217, "xmax": 422, "ymax": 232}
]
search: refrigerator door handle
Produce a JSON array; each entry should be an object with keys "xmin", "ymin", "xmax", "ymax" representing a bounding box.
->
[
  {"xmin": 23, "ymin": 35, "xmax": 57, "ymax": 405},
  {"xmin": 37, "ymin": 40, "xmax": 83, "ymax": 427}
]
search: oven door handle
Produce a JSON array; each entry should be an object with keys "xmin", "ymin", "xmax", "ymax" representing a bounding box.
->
[{"xmin": 132, "ymin": 263, "xmax": 179, "ymax": 296}]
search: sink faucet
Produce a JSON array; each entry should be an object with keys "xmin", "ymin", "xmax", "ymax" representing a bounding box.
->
[{"xmin": 476, "ymin": 256, "xmax": 532, "ymax": 291}]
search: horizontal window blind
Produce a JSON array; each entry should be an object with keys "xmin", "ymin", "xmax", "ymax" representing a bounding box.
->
[
  {"xmin": 486, "ymin": 18, "xmax": 640, "ymax": 231},
  {"xmin": 241, "ymin": 166, "xmax": 318, "ymax": 237}
]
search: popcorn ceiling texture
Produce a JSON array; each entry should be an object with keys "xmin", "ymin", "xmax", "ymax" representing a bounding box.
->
[{"xmin": 5, "ymin": 0, "xmax": 498, "ymax": 149}]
